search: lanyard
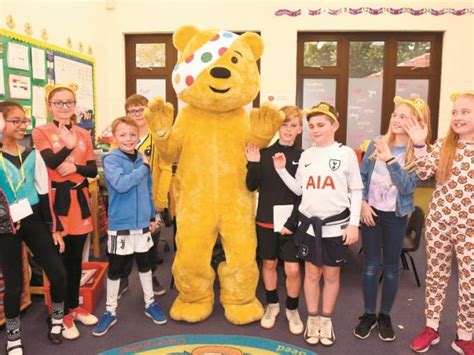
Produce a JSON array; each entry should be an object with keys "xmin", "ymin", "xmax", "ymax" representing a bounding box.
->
[{"xmin": 0, "ymin": 145, "xmax": 26, "ymax": 199}]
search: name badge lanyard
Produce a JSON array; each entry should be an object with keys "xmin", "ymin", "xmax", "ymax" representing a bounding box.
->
[{"xmin": 0, "ymin": 145, "xmax": 26, "ymax": 228}]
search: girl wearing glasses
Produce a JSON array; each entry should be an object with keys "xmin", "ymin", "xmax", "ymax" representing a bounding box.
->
[
  {"xmin": 0, "ymin": 101, "xmax": 67, "ymax": 354},
  {"xmin": 32, "ymin": 84, "xmax": 98, "ymax": 340}
]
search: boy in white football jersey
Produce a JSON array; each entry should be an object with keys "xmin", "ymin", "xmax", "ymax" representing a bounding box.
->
[{"xmin": 273, "ymin": 102, "xmax": 363, "ymax": 347}]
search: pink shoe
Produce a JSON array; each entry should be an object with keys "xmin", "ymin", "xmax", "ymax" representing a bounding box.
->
[
  {"xmin": 452, "ymin": 339, "xmax": 474, "ymax": 355},
  {"xmin": 71, "ymin": 306, "xmax": 98, "ymax": 326},
  {"xmin": 410, "ymin": 326, "xmax": 440, "ymax": 353},
  {"xmin": 62, "ymin": 314, "xmax": 80, "ymax": 340}
]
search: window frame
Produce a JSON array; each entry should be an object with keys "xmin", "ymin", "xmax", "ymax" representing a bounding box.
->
[{"xmin": 297, "ymin": 32, "xmax": 443, "ymax": 145}]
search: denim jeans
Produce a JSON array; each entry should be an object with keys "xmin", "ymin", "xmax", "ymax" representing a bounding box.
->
[{"xmin": 361, "ymin": 209, "xmax": 407, "ymax": 314}]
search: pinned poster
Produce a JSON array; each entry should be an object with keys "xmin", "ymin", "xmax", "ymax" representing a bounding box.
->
[
  {"xmin": 8, "ymin": 74, "xmax": 31, "ymax": 99},
  {"xmin": 32, "ymin": 47, "xmax": 46, "ymax": 80},
  {"xmin": 7, "ymin": 42, "xmax": 30, "ymax": 71},
  {"xmin": 32, "ymin": 85, "xmax": 46, "ymax": 118},
  {"xmin": 0, "ymin": 59, "xmax": 5, "ymax": 95}
]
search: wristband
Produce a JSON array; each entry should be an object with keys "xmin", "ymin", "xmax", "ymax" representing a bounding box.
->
[
  {"xmin": 385, "ymin": 157, "xmax": 395, "ymax": 164},
  {"xmin": 413, "ymin": 143, "xmax": 426, "ymax": 149}
]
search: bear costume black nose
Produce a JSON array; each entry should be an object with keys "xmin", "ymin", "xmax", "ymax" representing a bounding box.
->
[{"xmin": 210, "ymin": 67, "xmax": 231, "ymax": 79}]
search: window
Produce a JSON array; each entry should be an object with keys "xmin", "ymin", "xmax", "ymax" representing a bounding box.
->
[
  {"xmin": 297, "ymin": 32, "xmax": 442, "ymax": 148},
  {"xmin": 125, "ymin": 34, "xmax": 178, "ymax": 109}
]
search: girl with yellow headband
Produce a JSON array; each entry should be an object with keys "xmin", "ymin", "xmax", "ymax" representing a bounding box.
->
[
  {"xmin": 353, "ymin": 96, "xmax": 431, "ymax": 343},
  {"xmin": 406, "ymin": 91, "xmax": 474, "ymax": 354},
  {"xmin": 32, "ymin": 84, "xmax": 99, "ymax": 340}
]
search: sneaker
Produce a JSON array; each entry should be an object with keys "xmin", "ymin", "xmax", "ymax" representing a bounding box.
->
[
  {"xmin": 71, "ymin": 306, "xmax": 98, "ymax": 326},
  {"xmin": 286, "ymin": 308, "xmax": 304, "ymax": 335},
  {"xmin": 92, "ymin": 312, "xmax": 117, "ymax": 337},
  {"xmin": 378, "ymin": 313, "xmax": 396, "ymax": 341},
  {"xmin": 117, "ymin": 278, "xmax": 129, "ymax": 300},
  {"xmin": 319, "ymin": 316, "xmax": 336, "ymax": 346},
  {"xmin": 303, "ymin": 316, "xmax": 320, "ymax": 345},
  {"xmin": 410, "ymin": 326, "xmax": 440, "ymax": 353},
  {"xmin": 152, "ymin": 276, "xmax": 166, "ymax": 296},
  {"xmin": 260, "ymin": 303, "xmax": 280, "ymax": 329},
  {"xmin": 452, "ymin": 338, "xmax": 474, "ymax": 355},
  {"xmin": 62, "ymin": 314, "xmax": 80, "ymax": 340},
  {"xmin": 353, "ymin": 313, "xmax": 377, "ymax": 339},
  {"xmin": 145, "ymin": 302, "xmax": 167, "ymax": 325}
]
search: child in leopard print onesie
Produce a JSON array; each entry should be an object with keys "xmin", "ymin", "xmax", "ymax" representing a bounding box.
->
[{"xmin": 406, "ymin": 91, "xmax": 474, "ymax": 354}]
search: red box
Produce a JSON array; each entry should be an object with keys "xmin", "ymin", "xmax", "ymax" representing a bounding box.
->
[{"xmin": 44, "ymin": 261, "xmax": 108, "ymax": 314}]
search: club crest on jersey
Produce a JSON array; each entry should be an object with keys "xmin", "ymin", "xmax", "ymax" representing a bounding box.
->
[{"xmin": 329, "ymin": 159, "xmax": 341, "ymax": 171}]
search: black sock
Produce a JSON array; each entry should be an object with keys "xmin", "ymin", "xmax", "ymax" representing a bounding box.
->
[
  {"xmin": 265, "ymin": 289, "xmax": 279, "ymax": 304},
  {"xmin": 285, "ymin": 296, "xmax": 299, "ymax": 310}
]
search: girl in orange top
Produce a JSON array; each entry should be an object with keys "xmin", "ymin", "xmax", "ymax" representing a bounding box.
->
[{"xmin": 32, "ymin": 84, "xmax": 98, "ymax": 340}]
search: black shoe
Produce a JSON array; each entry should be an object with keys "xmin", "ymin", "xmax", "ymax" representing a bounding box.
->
[
  {"xmin": 353, "ymin": 313, "xmax": 377, "ymax": 339},
  {"xmin": 378, "ymin": 313, "xmax": 396, "ymax": 341},
  {"xmin": 156, "ymin": 253, "xmax": 164, "ymax": 265},
  {"xmin": 47, "ymin": 316, "xmax": 64, "ymax": 344},
  {"xmin": 47, "ymin": 329, "xmax": 63, "ymax": 345},
  {"xmin": 117, "ymin": 278, "xmax": 129, "ymax": 300},
  {"xmin": 152, "ymin": 276, "xmax": 166, "ymax": 296}
]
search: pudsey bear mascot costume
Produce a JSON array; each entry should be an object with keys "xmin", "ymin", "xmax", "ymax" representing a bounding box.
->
[{"xmin": 144, "ymin": 25, "xmax": 284, "ymax": 324}]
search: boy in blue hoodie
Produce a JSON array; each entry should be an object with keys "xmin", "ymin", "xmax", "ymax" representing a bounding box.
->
[{"xmin": 93, "ymin": 117, "xmax": 167, "ymax": 336}]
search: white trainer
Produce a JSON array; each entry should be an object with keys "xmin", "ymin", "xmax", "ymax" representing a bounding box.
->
[
  {"xmin": 260, "ymin": 303, "xmax": 280, "ymax": 329},
  {"xmin": 304, "ymin": 315, "xmax": 320, "ymax": 345},
  {"xmin": 319, "ymin": 316, "xmax": 335, "ymax": 346},
  {"xmin": 286, "ymin": 308, "xmax": 304, "ymax": 335}
]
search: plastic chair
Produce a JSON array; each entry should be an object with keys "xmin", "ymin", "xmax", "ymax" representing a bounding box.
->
[{"xmin": 401, "ymin": 206, "xmax": 425, "ymax": 287}]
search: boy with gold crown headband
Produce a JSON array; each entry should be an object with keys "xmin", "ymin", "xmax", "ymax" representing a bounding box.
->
[{"xmin": 273, "ymin": 102, "xmax": 363, "ymax": 346}]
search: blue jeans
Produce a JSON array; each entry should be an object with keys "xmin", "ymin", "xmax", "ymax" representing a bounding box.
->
[{"xmin": 361, "ymin": 209, "xmax": 407, "ymax": 314}]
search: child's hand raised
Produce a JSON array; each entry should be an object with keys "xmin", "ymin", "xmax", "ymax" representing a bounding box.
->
[
  {"xmin": 404, "ymin": 116, "xmax": 428, "ymax": 146},
  {"xmin": 342, "ymin": 224, "xmax": 359, "ymax": 245},
  {"xmin": 374, "ymin": 139, "xmax": 393, "ymax": 162},
  {"xmin": 58, "ymin": 124, "xmax": 77, "ymax": 149},
  {"xmin": 245, "ymin": 143, "xmax": 260, "ymax": 162},
  {"xmin": 272, "ymin": 152, "xmax": 286, "ymax": 169}
]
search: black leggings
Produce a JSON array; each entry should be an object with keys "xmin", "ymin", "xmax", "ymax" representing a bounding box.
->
[
  {"xmin": 108, "ymin": 252, "xmax": 151, "ymax": 280},
  {"xmin": 121, "ymin": 230, "xmax": 160, "ymax": 278},
  {"xmin": 0, "ymin": 207, "xmax": 66, "ymax": 319},
  {"xmin": 62, "ymin": 233, "xmax": 87, "ymax": 314}
]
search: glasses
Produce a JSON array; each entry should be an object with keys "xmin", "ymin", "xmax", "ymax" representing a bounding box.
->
[
  {"xmin": 5, "ymin": 118, "xmax": 32, "ymax": 127},
  {"xmin": 51, "ymin": 100, "xmax": 76, "ymax": 109},
  {"xmin": 127, "ymin": 108, "xmax": 145, "ymax": 116}
]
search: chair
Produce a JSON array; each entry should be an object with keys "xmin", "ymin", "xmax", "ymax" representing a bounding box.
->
[
  {"xmin": 401, "ymin": 206, "xmax": 425, "ymax": 287},
  {"xmin": 378, "ymin": 206, "xmax": 425, "ymax": 287}
]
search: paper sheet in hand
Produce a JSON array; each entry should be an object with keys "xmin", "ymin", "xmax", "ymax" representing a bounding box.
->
[{"xmin": 273, "ymin": 205, "xmax": 293, "ymax": 232}]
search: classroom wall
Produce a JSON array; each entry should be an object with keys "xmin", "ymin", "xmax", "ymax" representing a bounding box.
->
[{"xmin": 1, "ymin": 0, "xmax": 473, "ymax": 137}]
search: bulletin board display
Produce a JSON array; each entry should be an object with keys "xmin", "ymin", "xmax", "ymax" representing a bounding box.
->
[{"xmin": 0, "ymin": 29, "xmax": 97, "ymax": 141}]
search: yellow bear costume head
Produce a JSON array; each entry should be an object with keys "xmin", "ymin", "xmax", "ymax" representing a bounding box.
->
[{"xmin": 172, "ymin": 26, "xmax": 263, "ymax": 111}]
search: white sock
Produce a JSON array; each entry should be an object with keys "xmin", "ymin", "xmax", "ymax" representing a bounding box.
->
[
  {"xmin": 138, "ymin": 270, "xmax": 155, "ymax": 308},
  {"xmin": 106, "ymin": 277, "xmax": 120, "ymax": 316},
  {"xmin": 6, "ymin": 339, "xmax": 22, "ymax": 355}
]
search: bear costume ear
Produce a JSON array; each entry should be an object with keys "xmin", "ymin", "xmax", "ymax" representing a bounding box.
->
[
  {"xmin": 173, "ymin": 25, "xmax": 200, "ymax": 52},
  {"xmin": 240, "ymin": 32, "xmax": 264, "ymax": 60}
]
